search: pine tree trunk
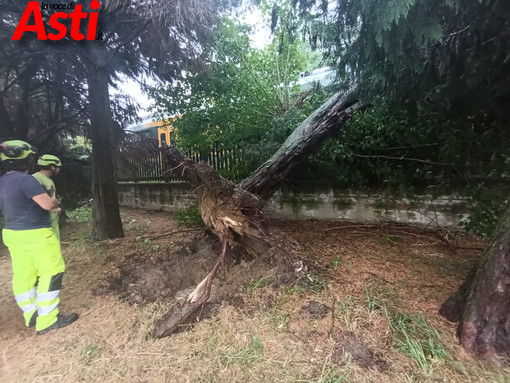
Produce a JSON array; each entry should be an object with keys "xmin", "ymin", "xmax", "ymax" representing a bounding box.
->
[
  {"xmin": 241, "ymin": 85, "xmax": 362, "ymax": 199},
  {"xmin": 86, "ymin": 46, "xmax": 124, "ymax": 241},
  {"xmin": 440, "ymin": 204, "xmax": 510, "ymax": 358}
]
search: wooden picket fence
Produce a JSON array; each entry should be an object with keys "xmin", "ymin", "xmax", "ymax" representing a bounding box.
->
[{"xmin": 117, "ymin": 144, "xmax": 245, "ymax": 182}]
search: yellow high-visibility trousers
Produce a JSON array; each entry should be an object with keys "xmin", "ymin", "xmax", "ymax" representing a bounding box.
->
[{"xmin": 2, "ymin": 228, "xmax": 65, "ymax": 331}]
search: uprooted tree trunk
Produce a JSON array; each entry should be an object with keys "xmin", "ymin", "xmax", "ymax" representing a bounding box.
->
[
  {"xmin": 440, "ymin": 204, "xmax": 510, "ymax": 359},
  {"xmin": 153, "ymin": 85, "xmax": 364, "ymax": 338}
]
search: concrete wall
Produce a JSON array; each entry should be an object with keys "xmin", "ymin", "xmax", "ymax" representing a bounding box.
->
[
  {"xmin": 118, "ymin": 182, "xmax": 470, "ymax": 227},
  {"xmin": 118, "ymin": 182, "xmax": 196, "ymax": 211}
]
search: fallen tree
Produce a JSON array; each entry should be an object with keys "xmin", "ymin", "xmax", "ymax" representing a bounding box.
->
[{"xmin": 153, "ymin": 85, "xmax": 364, "ymax": 337}]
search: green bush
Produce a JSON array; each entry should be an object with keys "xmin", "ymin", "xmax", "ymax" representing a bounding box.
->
[
  {"xmin": 67, "ymin": 205, "xmax": 92, "ymax": 223},
  {"xmin": 173, "ymin": 204, "xmax": 204, "ymax": 226},
  {"xmin": 461, "ymin": 186, "xmax": 510, "ymax": 237}
]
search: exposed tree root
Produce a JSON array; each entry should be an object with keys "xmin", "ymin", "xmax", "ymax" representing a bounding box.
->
[
  {"xmin": 186, "ymin": 238, "xmax": 228, "ymax": 305},
  {"xmin": 153, "ymin": 238, "xmax": 228, "ymax": 338}
]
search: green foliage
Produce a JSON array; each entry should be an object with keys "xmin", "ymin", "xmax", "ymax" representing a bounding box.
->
[
  {"xmin": 302, "ymin": 272, "xmax": 328, "ymax": 293},
  {"xmin": 150, "ymin": 17, "xmax": 330, "ymax": 173},
  {"xmin": 318, "ymin": 0, "xmax": 510, "ymax": 112},
  {"xmin": 68, "ymin": 205, "xmax": 92, "ymax": 224},
  {"xmin": 295, "ymin": 101, "xmax": 508, "ymax": 187},
  {"xmin": 173, "ymin": 204, "xmax": 204, "ymax": 227},
  {"xmin": 81, "ymin": 343, "xmax": 103, "ymax": 365},
  {"xmin": 56, "ymin": 136, "xmax": 92, "ymax": 211},
  {"xmin": 269, "ymin": 1, "xmax": 510, "ymax": 237},
  {"xmin": 461, "ymin": 186, "xmax": 510, "ymax": 237},
  {"xmin": 316, "ymin": 359, "xmax": 351, "ymax": 383},
  {"xmin": 363, "ymin": 283, "xmax": 453, "ymax": 375},
  {"xmin": 268, "ymin": 310, "xmax": 290, "ymax": 330},
  {"xmin": 134, "ymin": 237, "xmax": 162, "ymax": 252},
  {"xmin": 380, "ymin": 235, "xmax": 396, "ymax": 245},
  {"xmin": 331, "ymin": 257, "xmax": 341, "ymax": 270},
  {"xmin": 151, "ymin": 4, "xmax": 509, "ymax": 238},
  {"xmin": 285, "ymin": 100, "xmax": 510, "ymax": 235}
]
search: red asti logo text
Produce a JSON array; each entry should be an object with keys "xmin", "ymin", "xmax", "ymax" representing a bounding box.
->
[{"xmin": 11, "ymin": 0, "xmax": 101, "ymax": 41}]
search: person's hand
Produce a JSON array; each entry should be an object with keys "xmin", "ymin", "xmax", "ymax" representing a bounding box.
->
[{"xmin": 52, "ymin": 207, "xmax": 62, "ymax": 215}]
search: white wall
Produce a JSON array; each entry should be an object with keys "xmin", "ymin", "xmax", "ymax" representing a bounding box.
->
[{"xmin": 118, "ymin": 182, "xmax": 470, "ymax": 227}]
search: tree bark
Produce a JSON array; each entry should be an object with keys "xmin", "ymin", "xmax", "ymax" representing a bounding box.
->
[
  {"xmin": 241, "ymin": 84, "xmax": 363, "ymax": 199},
  {"xmin": 0, "ymin": 95, "xmax": 13, "ymax": 139},
  {"xmin": 440, "ymin": 204, "xmax": 510, "ymax": 358},
  {"xmin": 86, "ymin": 46, "xmax": 124, "ymax": 241}
]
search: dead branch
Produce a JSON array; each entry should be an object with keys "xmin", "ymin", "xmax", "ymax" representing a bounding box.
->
[
  {"xmin": 324, "ymin": 224, "xmax": 375, "ymax": 231},
  {"xmin": 140, "ymin": 228, "xmax": 203, "ymax": 241}
]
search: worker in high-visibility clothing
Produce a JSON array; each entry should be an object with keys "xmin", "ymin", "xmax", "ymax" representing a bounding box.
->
[
  {"xmin": 0, "ymin": 140, "xmax": 78, "ymax": 335},
  {"xmin": 33, "ymin": 154, "xmax": 62, "ymax": 241}
]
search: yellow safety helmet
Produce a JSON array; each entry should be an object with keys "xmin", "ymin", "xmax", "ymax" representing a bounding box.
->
[
  {"xmin": 0, "ymin": 140, "xmax": 37, "ymax": 161},
  {"xmin": 38, "ymin": 154, "xmax": 62, "ymax": 167}
]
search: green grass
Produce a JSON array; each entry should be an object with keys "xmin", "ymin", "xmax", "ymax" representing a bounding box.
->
[
  {"xmin": 219, "ymin": 337, "xmax": 264, "ymax": 367},
  {"xmin": 268, "ymin": 310, "xmax": 290, "ymax": 329},
  {"xmin": 81, "ymin": 343, "xmax": 102, "ymax": 365},
  {"xmin": 247, "ymin": 277, "xmax": 271, "ymax": 294},
  {"xmin": 331, "ymin": 257, "xmax": 341, "ymax": 270},
  {"xmin": 336, "ymin": 294, "xmax": 360, "ymax": 330},
  {"xmin": 362, "ymin": 281, "xmax": 456, "ymax": 376},
  {"xmin": 173, "ymin": 204, "xmax": 204, "ymax": 226},
  {"xmin": 388, "ymin": 311, "xmax": 451, "ymax": 375},
  {"xmin": 316, "ymin": 355, "xmax": 351, "ymax": 383},
  {"xmin": 379, "ymin": 235, "xmax": 396, "ymax": 244},
  {"xmin": 301, "ymin": 272, "xmax": 328, "ymax": 293},
  {"xmin": 68, "ymin": 205, "xmax": 92, "ymax": 223}
]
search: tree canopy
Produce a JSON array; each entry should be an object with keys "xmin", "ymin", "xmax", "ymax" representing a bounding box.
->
[{"xmin": 150, "ymin": 17, "xmax": 330, "ymax": 179}]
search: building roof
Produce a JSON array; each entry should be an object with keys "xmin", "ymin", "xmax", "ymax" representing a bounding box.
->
[{"xmin": 297, "ymin": 67, "xmax": 335, "ymax": 91}]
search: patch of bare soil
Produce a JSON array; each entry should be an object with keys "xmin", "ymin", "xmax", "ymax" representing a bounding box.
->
[
  {"xmin": 98, "ymin": 232, "xmax": 222, "ymax": 304},
  {"xmin": 333, "ymin": 331, "xmax": 389, "ymax": 371},
  {"xmin": 2, "ymin": 207, "xmax": 507, "ymax": 383}
]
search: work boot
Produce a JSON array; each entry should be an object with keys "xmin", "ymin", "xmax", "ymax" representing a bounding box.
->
[
  {"xmin": 36, "ymin": 313, "xmax": 79, "ymax": 335},
  {"xmin": 28, "ymin": 311, "xmax": 38, "ymax": 328}
]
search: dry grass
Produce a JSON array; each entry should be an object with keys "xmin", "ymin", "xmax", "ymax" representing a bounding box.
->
[{"xmin": 1, "ymin": 209, "xmax": 509, "ymax": 383}]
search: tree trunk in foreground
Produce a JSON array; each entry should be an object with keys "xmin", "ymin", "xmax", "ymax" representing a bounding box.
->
[
  {"xmin": 153, "ymin": 86, "xmax": 363, "ymax": 338},
  {"xmin": 86, "ymin": 45, "xmax": 124, "ymax": 241},
  {"xmin": 440, "ymin": 204, "xmax": 510, "ymax": 358}
]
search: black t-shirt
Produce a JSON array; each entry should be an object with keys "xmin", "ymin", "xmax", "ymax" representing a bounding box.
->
[{"xmin": 0, "ymin": 172, "xmax": 51, "ymax": 230}]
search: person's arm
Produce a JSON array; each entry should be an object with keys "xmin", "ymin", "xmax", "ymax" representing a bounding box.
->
[{"xmin": 32, "ymin": 193, "xmax": 59, "ymax": 211}]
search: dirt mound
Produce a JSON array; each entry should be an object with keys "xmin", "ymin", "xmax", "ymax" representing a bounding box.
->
[
  {"xmin": 99, "ymin": 231, "xmax": 291, "ymax": 309},
  {"xmin": 99, "ymin": 232, "xmax": 220, "ymax": 304}
]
